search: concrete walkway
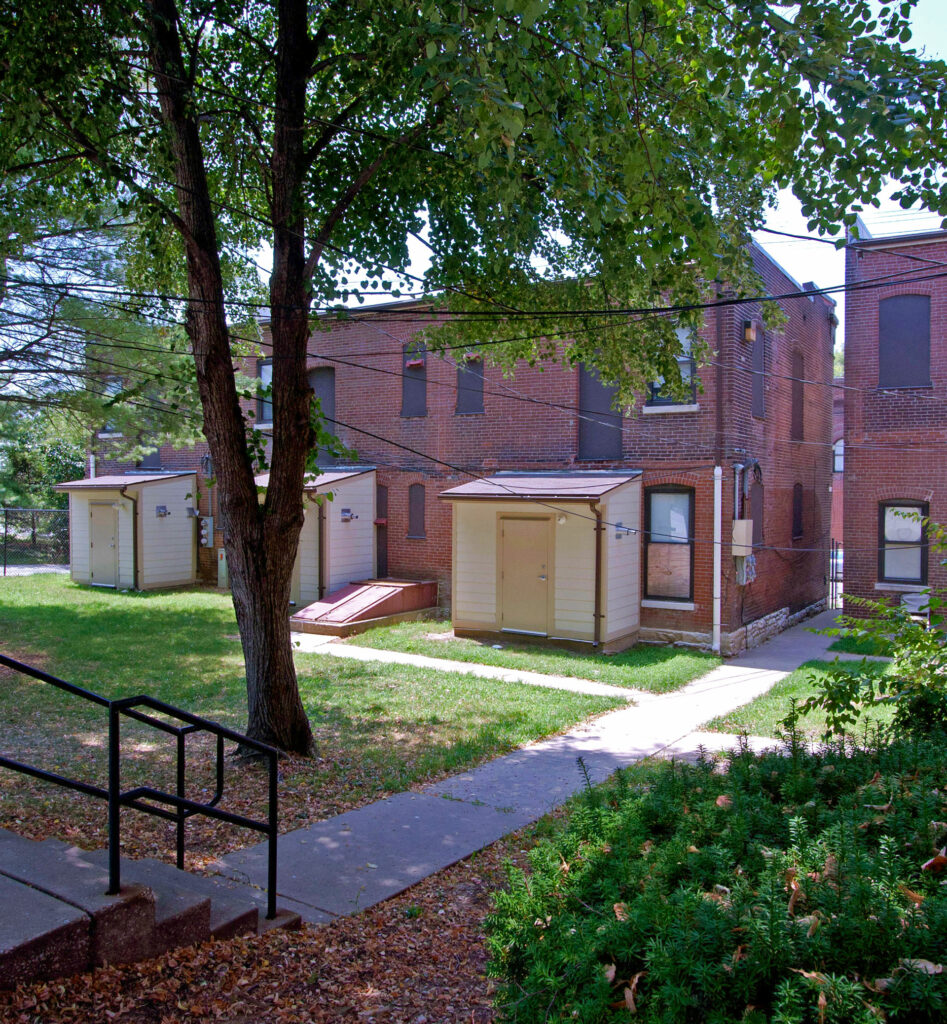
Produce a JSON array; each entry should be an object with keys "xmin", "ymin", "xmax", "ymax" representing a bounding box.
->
[{"xmin": 215, "ymin": 611, "xmax": 843, "ymax": 924}]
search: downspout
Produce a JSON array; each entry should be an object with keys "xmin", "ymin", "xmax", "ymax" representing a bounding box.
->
[
  {"xmin": 317, "ymin": 498, "xmax": 327, "ymax": 599},
  {"xmin": 119, "ymin": 484, "xmax": 139, "ymax": 591},
  {"xmin": 89, "ymin": 453, "xmax": 96, "ymax": 479},
  {"xmin": 713, "ymin": 466, "xmax": 722, "ymax": 654},
  {"xmin": 590, "ymin": 501, "xmax": 603, "ymax": 647},
  {"xmin": 715, "ymin": 286, "xmax": 725, "ymax": 466}
]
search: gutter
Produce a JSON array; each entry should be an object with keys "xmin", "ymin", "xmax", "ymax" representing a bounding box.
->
[
  {"xmin": 590, "ymin": 501, "xmax": 604, "ymax": 647},
  {"xmin": 318, "ymin": 499, "xmax": 327, "ymax": 599},
  {"xmin": 119, "ymin": 484, "xmax": 140, "ymax": 590}
]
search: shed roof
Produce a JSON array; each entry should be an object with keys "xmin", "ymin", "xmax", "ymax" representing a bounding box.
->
[
  {"xmin": 439, "ymin": 471, "xmax": 641, "ymax": 502},
  {"xmin": 55, "ymin": 472, "xmax": 194, "ymax": 491},
  {"xmin": 254, "ymin": 467, "xmax": 375, "ymax": 492}
]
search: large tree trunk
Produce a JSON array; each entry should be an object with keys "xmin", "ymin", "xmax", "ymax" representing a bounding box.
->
[{"xmin": 148, "ymin": 0, "xmax": 314, "ymax": 754}]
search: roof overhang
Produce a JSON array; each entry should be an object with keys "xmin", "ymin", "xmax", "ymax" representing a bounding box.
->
[
  {"xmin": 55, "ymin": 472, "xmax": 194, "ymax": 491},
  {"xmin": 254, "ymin": 467, "xmax": 375, "ymax": 493},
  {"xmin": 439, "ymin": 471, "xmax": 641, "ymax": 502}
]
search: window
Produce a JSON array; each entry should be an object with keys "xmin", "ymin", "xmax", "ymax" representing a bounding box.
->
[
  {"xmin": 456, "ymin": 355, "xmax": 484, "ymax": 414},
  {"xmin": 644, "ymin": 486, "xmax": 694, "ymax": 601},
  {"xmin": 792, "ymin": 483, "xmax": 804, "ymax": 539},
  {"xmin": 257, "ymin": 359, "xmax": 273, "ymax": 423},
  {"xmin": 577, "ymin": 363, "xmax": 622, "ymax": 460},
  {"xmin": 790, "ymin": 350, "xmax": 804, "ymax": 441},
  {"xmin": 833, "ymin": 439, "xmax": 844, "ymax": 474},
  {"xmin": 401, "ymin": 344, "xmax": 427, "ymax": 417},
  {"xmin": 137, "ymin": 448, "xmax": 162, "ymax": 470},
  {"xmin": 750, "ymin": 481, "xmax": 764, "ymax": 546},
  {"xmin": 879, "ymin": 295, "xmax": 930, "ymax": 388},
  {"xmin": 647, "ymin": 328, "xmax": 697, "ymax": 406},
  {"xmin": 407, "ymin": 483, "xmax": 425, "ymax": 538},
  {"xmin": 878, "ymin": 501, "xmax": 928, "ymax": 584},
  {"xmin": 752, "ymin": 334, "xmax": 765, "ymax": 418},
  {"xmin": 309, "ymin": 367, "xmax": 336, "ymax": 465}
]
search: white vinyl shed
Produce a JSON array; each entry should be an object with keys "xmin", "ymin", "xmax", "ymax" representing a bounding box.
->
[
  {"xmin": 440, "ymin": 472, "xmax": 642, "ymax": 652},
  {"xmin": 254, "ymin": 467, "xmax": 376, "ymax": 606},
  {"xmin": 56, "ymin": 473, "xmax": 198, "ymax": 590}
]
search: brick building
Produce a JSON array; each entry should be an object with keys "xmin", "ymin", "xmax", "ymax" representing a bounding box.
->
[
  {"xmin": 91, "ymin": 241, "xmax": 835, "ymax": 653},
  {"xmin": 843, "ymin": 218, "xmax": 947, "ymax": 611}
]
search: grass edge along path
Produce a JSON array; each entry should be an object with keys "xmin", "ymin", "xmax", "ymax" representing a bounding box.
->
[{"xmin": 345, "ymin": 619, "xmax": 719, "ymax": 693}]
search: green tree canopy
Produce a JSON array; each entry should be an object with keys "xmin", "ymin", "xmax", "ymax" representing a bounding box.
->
[{"xmin": 2, "ymin": 0, "xmax": 944, "ymax": 750}]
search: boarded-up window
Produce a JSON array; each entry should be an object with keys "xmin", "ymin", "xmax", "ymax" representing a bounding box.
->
[
  {"xmin": 792, "ymin": 483, "xmax": 804, "ymax": 539},
  {"xmin": 878, "ymin": 501, "xmax": 928, "ymax": 583},
  {"xmin": 790, "ymin": 350, "xmax": 804, "ymax": 441},
  {"xmin": 408, "ymin": 483, "xmax": 425, "ymax": 538},
  {"xmin": 376, "ymin": 484, "xmax": 389, "ymax": 577},
  {"xmin": 752, "ymin": 334, "xmax": 765, "ymax": 418},
  {"xmin": 402, "ymin": 344, "xmax": 427, "ymax": 417},
  {"xmin": 456, "ymin": 356, "xmax": 484, "ymax": 414},
  {"xmin": 578, "ymin": 364, "xmax": 622, "ymax": 460},
  {"xmin": 309, "ymin": 367, "xmax": 336, "ymax": 465},
  {"xmin": 137, "ymin": 448, "xmax": 162, "ymax": 470},
  {"xmin": 750, "ymin": 481, "xmax": 764, "ymax": 546},
  {"xmin": 648, "ymin": 327, "xmax": 697, "ymax": 406},
  {"xmin": 879, "ymin": 295, "xmax": 930, "ymax": 388},
  {"xmin": 257, "ymin": 359, "xmax": 273, "ymax": 423},
  {"xmin": 644, "ymin": 487, "xmax": 694, "ymax": 601}
]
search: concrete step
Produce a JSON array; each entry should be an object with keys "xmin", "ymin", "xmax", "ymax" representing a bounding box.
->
[
  {"xmin": 0, "ymin": 830, "xmax": 156, "ymax": 967},
  {"xmin": 0, "ymin": 874, "xmax": 91, "ymax": 987}
]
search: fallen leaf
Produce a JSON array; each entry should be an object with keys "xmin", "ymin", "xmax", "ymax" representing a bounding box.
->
[
  {"xmin": 900, "ymin": 958, "xmax": 943, "ymax": 974},
  {"xmin": 613, "ymin": 903, "xmax": 629, "ymax": 921},
  {"xmin": 603, "ymin": 964, "xmax": 616, "ymax": 984},
  {"xmin": 922, "ymin": 849, "xmax": 947, "ymax": 873},
  {"xmin": 624, "ymin": 971, "xmax": 646, "ymax": 1015},
  {"xmin": 715, "ymin": 795, "xmax": 733, "ymax": 809}
]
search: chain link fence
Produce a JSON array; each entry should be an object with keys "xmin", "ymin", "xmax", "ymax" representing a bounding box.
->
[{"xmin": 1, "ymin": 509, "xmax": 70, "ymax": 576}]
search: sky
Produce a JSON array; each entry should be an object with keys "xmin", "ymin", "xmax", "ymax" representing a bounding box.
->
[{"xmin": 751, "ymin": 0, "xmax": 947, "ymax": 340}]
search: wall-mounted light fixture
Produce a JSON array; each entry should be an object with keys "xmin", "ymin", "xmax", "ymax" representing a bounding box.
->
[
  {"xmin": 155, "ymin": 505, "xmax": 170, "ymax": 517},
  {"xmin": 743, "ymin": 320, "xmax": 757, "ymax": 343}
]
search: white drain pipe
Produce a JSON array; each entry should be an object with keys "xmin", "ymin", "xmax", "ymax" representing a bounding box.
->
[{"xmin": 713, "ymin": 466, "xmax": 722, "ymax": 653}]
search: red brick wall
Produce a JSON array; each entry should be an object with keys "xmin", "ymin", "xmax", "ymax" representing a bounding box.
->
[{"xmin": 843, "ymin": 234, "xmax": 947, "ymax": 611}]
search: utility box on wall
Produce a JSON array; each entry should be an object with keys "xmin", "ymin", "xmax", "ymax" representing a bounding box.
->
[{"xmin": 732, "ymin": 519, "xmax": 753, "ymax": 558}]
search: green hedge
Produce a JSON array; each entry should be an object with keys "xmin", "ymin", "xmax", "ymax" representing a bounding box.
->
[{"xmin": 487, "ymin": 740, "xmax": 947, "ymax": 1023}]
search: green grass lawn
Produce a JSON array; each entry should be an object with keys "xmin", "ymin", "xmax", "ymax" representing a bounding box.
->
[
  {"xmin": 0, "ymin": 576, "xmax": 620, "ymax": 858},
  {"xmin": 828, "ymin": 632, "xmax": 895, "ymax": 655},
  {"xmin": 704, "ymin": 658, "xmax": 896, "ymax": 739},
  {"xmin": 346, "ymin": 619, "xmax": 719, "ymax": 693}
]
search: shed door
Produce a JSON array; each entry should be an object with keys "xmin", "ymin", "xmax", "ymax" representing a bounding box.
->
[
  {"xmin": 500, "ymin": 517, "xmax": 549, "ymax": 635},
  {"xmin": 89, "ymin": 503, "xmax": 118, "ymax": 587}
]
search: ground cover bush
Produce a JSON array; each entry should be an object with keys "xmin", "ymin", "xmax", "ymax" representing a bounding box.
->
[
  {"xmin": 487, "ymin": 737, "xmax": 947, "ymax": 1023},
  {"xmin": 349, "ymin": 620, "xmax": 719, "ymax": 693}
]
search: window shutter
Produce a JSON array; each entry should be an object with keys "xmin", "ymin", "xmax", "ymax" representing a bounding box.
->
[
  {"xmin": 577, "ymin": 364, "xmax": 622, "ymax": 460},
  {"xmin": 790, "ymin": 351, "xmax": 804, "ymax": 441},
  {"xmin": 401, "ymin": 345, "xmax": 427, "ymax": 417},
  {"xmin": 456, "ymin": 357, "xmax": 484, "ymax": 414},
  {"xmin": 408, "ymin": 483, "xmax": 425, "ymax": 537},
  {"xmin": 879, "ymin": 295, "xmax": 930, "ymax": 388}
]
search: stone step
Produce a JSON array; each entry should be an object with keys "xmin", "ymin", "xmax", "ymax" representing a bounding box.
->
[
  {"xmin": 0, "ymin": 830, "xmax": 156, "ymax": 967},
  {"xmin": 0, "ymin": 874, "xmax": 91, "ymax": 987},
  {"xmin": 81, "ymin": 851, "xmax": 260, "ymax": 942}
]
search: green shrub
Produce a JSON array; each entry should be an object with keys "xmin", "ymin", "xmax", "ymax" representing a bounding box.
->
[
  {"xmin": 487, "ymin": 741, "xmax": 947, "ymax": 1023},
  {"xmin": 797, "ymin": 521, "xmax": 946, "ymax": 740}
]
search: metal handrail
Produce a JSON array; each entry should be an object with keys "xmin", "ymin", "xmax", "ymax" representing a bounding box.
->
[{"xmin": 0, "ymin": 653, "xmax": 280, "ymax": 919}]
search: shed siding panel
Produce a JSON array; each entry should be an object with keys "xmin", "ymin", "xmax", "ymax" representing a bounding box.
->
[
  {"xmin": 70, "ymin": 494, "xmax": 90, "ymax": 582},
  {"xmin": 452, "ymin": 503, "xmax": 499, "ymax": 625},
  {"xmin": 138, "ymin": 477, "xmax": 197, "ymax": 588},
  {"xmin": 297, "ymin": 500, "xmax": 321, "ymax": 604},
  {"xmin": 324, "ymin": 473, "xmax": 376, "ymax": 591},
  {"xmin": 553, "ymin": 514, "xmax": 596, "ymax": 638},
  {"xmin": 603, "ymin": 481, "xmax": 641, "ymax": 641}
]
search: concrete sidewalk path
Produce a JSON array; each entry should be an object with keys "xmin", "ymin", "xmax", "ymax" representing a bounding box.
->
[{"xmin": 217, "ymin": 610, "xmax": 842, "ymax": 924}]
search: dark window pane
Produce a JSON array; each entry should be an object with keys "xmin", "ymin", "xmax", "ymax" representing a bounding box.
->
[
  {"xmin": 750, "ymin": 481, "xmax": 764, "ymax": 546},
  {"xmin": 257, "ymin": 360, "xmax": 273, "ymax": 423},
  {"xmin": 878, "ymin": 501, "xmax": 928, "ymax": 583},
  {"xmin": 644, "ymin": 486, "xmax": 694, "ymax": 601},
  {"xmin": 879, "ymin": 295, "xmax": 930, "ymax": 388},
  {"xmin": 790, "ymin": 351, "xmax": 804, "ymax": 441},
  {"xmin": 578, "ymin": 364, "xmax": 622, "ymax": 460},
  {"xmin": 376, "ymin": 484, "xmax": 388, "ymax": 576},
  {"xmin": 402, "ymin": 344, "xmax": 427, "ymax": 417},
  {"xmin": 137, "ymin": 448, "xmax": 161, "ymax": 470},
  {"xmin": 456, "ymin": 357, "xmax": 484, "ymax": 414},
  {"xmin": 752, "ymin": 334, "xmax": 765, "ymax": 418},
  {"xmin": 792, "ymin": 483, "xmax": 804, "ymax": 539},
  {"xmin": 309, "ymin": 367, "xmax": 336, "ymax": 465},
  {"xmin": 647, "ymin": 328, "xmax": 697, "ymax": 406},
  {"xmin": 408, "ymin": 483, "xmax": 425, "ymax": 538}
]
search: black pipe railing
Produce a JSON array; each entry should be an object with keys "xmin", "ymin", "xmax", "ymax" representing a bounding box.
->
[{"xmin": 0, "ymin": 653, "xmax": 280, "ymax": 919}]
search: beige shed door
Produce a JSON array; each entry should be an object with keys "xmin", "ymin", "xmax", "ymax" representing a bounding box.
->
[
  {"xmin": 89, "ymin": 503, "xmax": 118, "ymax": 587},
  {"xmin": 500, "ymin": 517, "xmax": 549, "ymax": 635}
]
